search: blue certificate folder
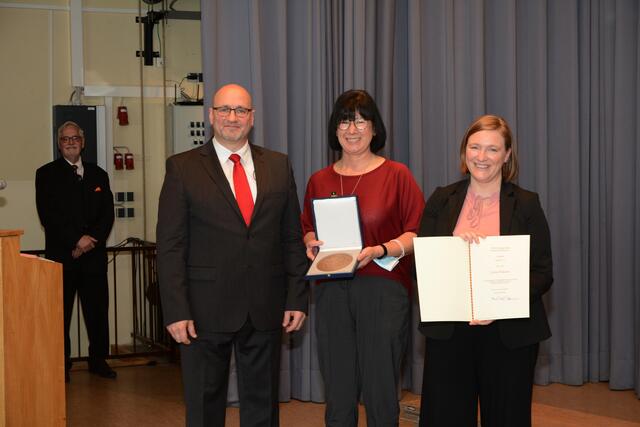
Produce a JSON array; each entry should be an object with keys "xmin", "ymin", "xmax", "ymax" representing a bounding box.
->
[{"xmin": 305, "ymin": 196, "xmax": 363, "ymax": 280}]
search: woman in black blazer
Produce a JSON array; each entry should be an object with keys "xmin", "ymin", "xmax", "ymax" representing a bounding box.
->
[{"xmin": 417, "ymin": 115, "xmax": 553, "ymax": 427}]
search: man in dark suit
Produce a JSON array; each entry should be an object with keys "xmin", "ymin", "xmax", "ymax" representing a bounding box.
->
[
  {"xmin": 157, "ymin": 84, "xmax": 308, "ymax": 427},
  {"xmin": 36, "ymin": 121, "xmax": 116, "ymax": 382}
]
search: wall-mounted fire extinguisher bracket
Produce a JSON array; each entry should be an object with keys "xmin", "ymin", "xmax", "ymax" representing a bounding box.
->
[
  {"xmin": 117, "ymin": 106, "xmax": 129, "ymax": 126},
  {"xmin": 114, "ymin": 152, "xmax": 124, "ymax": 170},
  {"xmin": 124, "ymin": 153, "xmax": 134, "ymax": 170},
  {"xmin": 113, "ymin": 146, "xmax": 132, "ymax": 170}
]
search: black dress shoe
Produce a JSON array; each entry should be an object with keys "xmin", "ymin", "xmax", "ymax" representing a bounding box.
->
[{"xmin": 88, "ymin": 359, "xmax": 117, "ymax": 379}]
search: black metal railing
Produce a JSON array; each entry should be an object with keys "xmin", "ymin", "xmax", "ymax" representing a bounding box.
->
[{"xmin": 23, "ymin": 238, "xmax": 172, "ymax": 362}]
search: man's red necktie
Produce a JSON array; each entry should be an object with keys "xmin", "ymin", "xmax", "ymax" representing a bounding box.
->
[{"xmin": 229, "ymin": 154, "xmax": 254, "ymax": 226}]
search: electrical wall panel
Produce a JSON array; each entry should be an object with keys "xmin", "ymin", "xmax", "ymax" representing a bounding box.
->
[
  {"xmin": 114, "ymin": 192, "xmax": 135, "ymax": 203},
  {"xmin": 115, "ymin": 207, "xmax": 135, "ymax": 218},
  {"xmin": 166, "ymin": 104, "xmax": 207, "ymax": 156}
]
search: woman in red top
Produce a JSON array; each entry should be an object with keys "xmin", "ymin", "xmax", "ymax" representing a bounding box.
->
[{"xmin": 301, "ymin": 90, "xmax": 424, "ymax": 426}]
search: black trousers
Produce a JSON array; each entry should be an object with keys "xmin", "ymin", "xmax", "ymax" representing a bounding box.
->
[
  {"xmin": 63, "ymin": 267, "xmax": 110, "ymax": 364},
  {"xmin": 315, "ymin": 276, "xmax": 410, "ymax": 427},
  {"xmin": 180, "ymin": 317, "xmax": 282, "ymax": 427},
  {"xmin": 419, "ymin": 323, "xmax": 539, "ymax": 427}
]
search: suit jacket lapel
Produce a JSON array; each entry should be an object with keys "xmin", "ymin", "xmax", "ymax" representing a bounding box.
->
[
  {"xmin": 81, "ymin": 163, "xmax": 92, "ymax": 186},
  {"xmin": 199, "ymin": 140, "xmax": 245, "ymax": 222},
  {"xmin": 57, "ymin": 157, "xmax": 78, "ymax": 185},
  {"xmin": 500, "ymin": 181, "xmax": 515, "ymax": 235},
  {"xmin": 251, "ymin": 144, "xmax": 268, "ymax": 222},
  {"xmin": 446, "ymin": 180, "xmax": 469, "ymax": 234}
]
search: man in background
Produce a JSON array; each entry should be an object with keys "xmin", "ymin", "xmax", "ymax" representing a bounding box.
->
[
  {"xmin": 157, "ymin": 83, "xmax": 308, "ymax": 426},
  {"xmin": 36, "ymin": 121, "xmax": 115, "ymax": 382}
]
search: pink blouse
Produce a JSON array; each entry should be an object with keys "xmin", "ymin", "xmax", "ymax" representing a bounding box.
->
[{"xmin": 453, "ymin": 190, "xmax": 500, "ymax": 236}]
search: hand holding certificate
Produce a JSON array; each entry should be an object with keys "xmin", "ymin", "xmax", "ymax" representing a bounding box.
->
[{"xmin": 414, "ymin": 235, "xmax": 530, "ymax": 322}]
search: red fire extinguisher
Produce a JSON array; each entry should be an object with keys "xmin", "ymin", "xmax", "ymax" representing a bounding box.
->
[
  {"xmin": 125, "ymin": 153, "xmax": 134, "ymax": 170},
  {"xmin": 114, "ymin": 152, "xmax": 124, "ymax": 170},
  {"xmin": 117, "ymin": 106, "xmax": 129, "ymax": 125}
]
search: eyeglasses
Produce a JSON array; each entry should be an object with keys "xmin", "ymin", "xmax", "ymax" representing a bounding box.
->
[
  {"xmin": 337, "ymin": 119, "xmax": 369, "ymax": 131},
  {"xmin": 59, "ymin": 136, "xmax": 82, "ymax": 143},
  {"xmin": 213, "ymin": 106, "xmax": 253, "ymax": 118}
]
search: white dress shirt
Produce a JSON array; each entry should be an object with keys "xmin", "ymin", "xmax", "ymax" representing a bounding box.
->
[
  {"xmin": 64, "ymin": 156, "xmax": 84, "ymax": 178},
  {"xmin": 212, "ymin": 138, "xmax": 257, "ymax": 202}
]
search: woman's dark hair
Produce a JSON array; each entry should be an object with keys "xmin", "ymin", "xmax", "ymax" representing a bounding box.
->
[{"xmin": 328, "ymin": 89, "xmax": 387, "ymax": 152}]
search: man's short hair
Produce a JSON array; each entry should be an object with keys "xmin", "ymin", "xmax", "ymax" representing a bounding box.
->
[{"xmin": 57, "ymin": 121, "xmax": 85, "ymax": 140}]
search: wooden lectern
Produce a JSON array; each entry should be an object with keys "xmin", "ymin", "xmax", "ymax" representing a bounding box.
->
[{"xmin": 0, "ymin": 230, "xmax": 65, "ymax": 426}]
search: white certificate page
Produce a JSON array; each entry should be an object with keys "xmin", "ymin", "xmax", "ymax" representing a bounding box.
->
[
  {"xmin": 414, "ymin": 237, "xmax": 472, "ymax": 322},
  {"xmin": 470, "ymin": 235, "xmax": 530, "ymax": 320},
  {"xmin": 414, "ymin": 235, "xmax": 530, "ymax": 322}
]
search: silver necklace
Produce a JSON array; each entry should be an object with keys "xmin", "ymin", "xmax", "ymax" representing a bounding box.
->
[{"xmin": 340, "ymin": 173, "xmax": 363, "ymax": 196}]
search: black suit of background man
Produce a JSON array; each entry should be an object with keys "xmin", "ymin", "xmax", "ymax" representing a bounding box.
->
[{"xmin": 35, "ymin": 121, "xmax": 116, "ymax": 380}]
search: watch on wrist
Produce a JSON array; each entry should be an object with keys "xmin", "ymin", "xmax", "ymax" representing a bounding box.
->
[{"xmin": 376, "ymin": 244, "xmax": 388, "ymax": 259}]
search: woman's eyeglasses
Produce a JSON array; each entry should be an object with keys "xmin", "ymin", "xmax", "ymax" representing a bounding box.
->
[{"xmin": 338, "ymin": 119, "xmax": 369, "ymax": 131}]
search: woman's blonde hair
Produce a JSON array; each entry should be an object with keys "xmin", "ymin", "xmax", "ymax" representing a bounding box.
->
[{"xmin": 459, "ymin": 114, "xmax": 518, "ymax": 182}]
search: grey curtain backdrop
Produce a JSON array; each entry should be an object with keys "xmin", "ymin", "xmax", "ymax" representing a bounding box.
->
[{"xmin": 200, "ymin": 0, "xmax": 640, "ymax": 401}]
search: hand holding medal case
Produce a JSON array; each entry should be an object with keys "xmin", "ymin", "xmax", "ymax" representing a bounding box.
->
[{"xmin": 305, "ymin": 196, "xmax": 363, "ymax": 280}]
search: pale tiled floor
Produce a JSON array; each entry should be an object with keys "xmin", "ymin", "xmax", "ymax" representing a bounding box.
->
[{"xmin": 66, "ymin": 361, "xmax": 640, "ymax": 426}]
